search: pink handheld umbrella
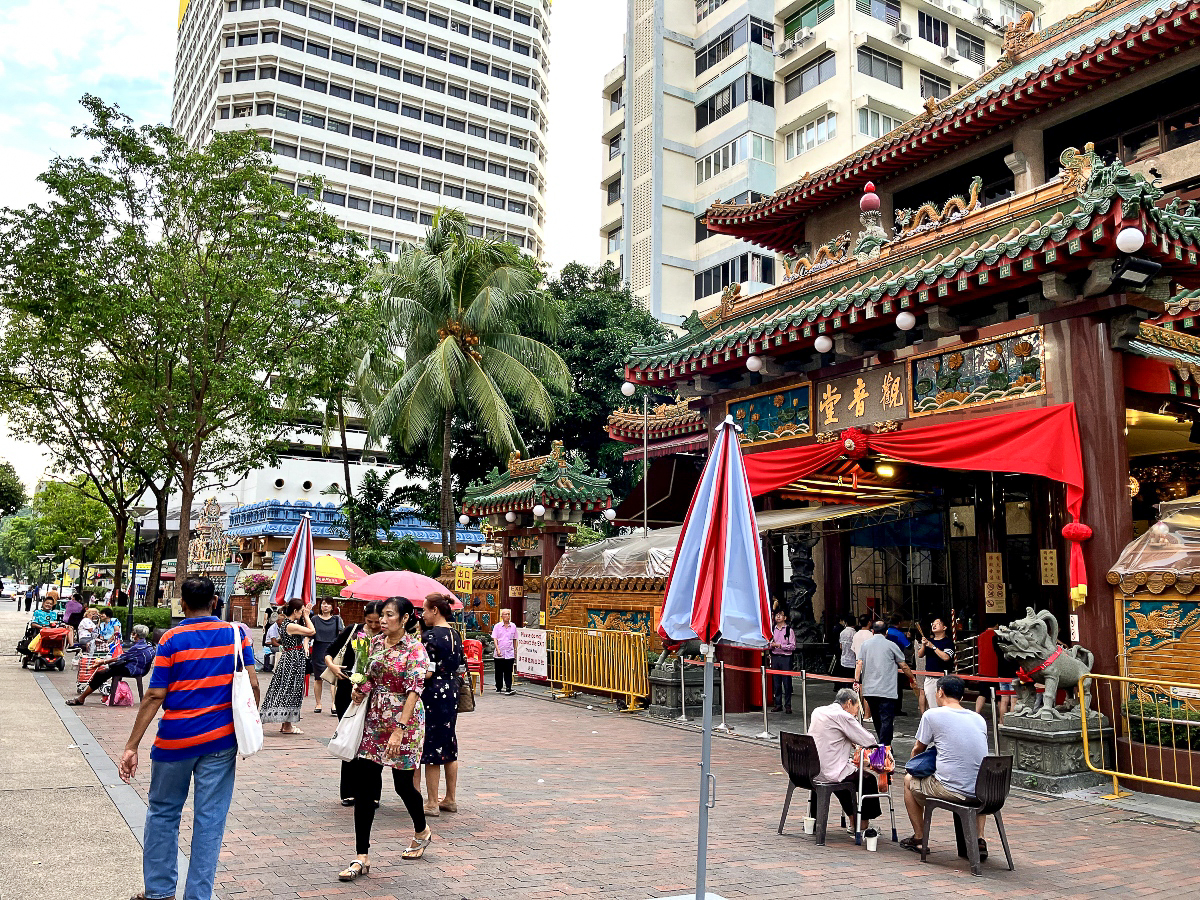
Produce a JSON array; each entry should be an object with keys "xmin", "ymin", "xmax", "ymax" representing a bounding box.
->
[
  {"xmin": 657, "ymin": 415, "xmax": 770, "ymax": 900},
  {"xmin": 340, "ymin": 570, "xmax": 463, "ymax": 609}
]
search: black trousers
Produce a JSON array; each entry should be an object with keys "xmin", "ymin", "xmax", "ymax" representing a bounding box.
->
[
  {"xmin": 865, "ymin": 695, "xmax": 899, "ymax": 746},
  {"xmin": 495, "ymin": 657, "xmax": 515, "ymax": 692},
  {"xmin": 88, "ymin": 660, "xmax": 132, "ymax": 691},
  {"xmin": 770, "ymin": 654, "xmax": 793, "ymax": 707},
  {"xmin": 346, "ymin": 758, "xmax": 427, "ymax": 855},
  {"xmin": 830, "ymin": 772, "xmax": 883, "ymax": 822}
]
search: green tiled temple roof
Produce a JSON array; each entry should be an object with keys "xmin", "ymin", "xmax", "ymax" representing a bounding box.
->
[{"xmin": 462, "ymin": 443, "xmax": 612, "ymax": 516}]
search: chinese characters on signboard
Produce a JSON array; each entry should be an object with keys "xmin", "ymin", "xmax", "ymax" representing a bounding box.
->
[
  {"xmin": 813, "ymin": 365, "xmax": 907, "ymax": 431},
  {"xmin": 516, "ymin": 627, "xmax": 548, "ymax": 678}
]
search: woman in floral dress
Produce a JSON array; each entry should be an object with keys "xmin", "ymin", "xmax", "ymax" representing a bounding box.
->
[{"xmin": 338, "ymin": 597, "xmax": 432, "ymax": 883}]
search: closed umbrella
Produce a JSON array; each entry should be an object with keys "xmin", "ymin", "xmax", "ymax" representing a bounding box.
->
[
  {"xmin": 265, "ymin": 514, "xmax": 316, "ymax": 610},
  {"xmin": 657, "ymin": 415, "xmax": 770, "ymax": 900}
]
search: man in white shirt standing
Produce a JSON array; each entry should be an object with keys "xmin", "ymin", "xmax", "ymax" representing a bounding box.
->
[
  {"xmin": 491, "ymin": 608, "xmax": 519, "ymax": 695},
  {"xmin": 837, "ymin": 616, "xmax": 857, "ymax": 679},
  {"xmin": 901, "ymin": 674, "xmax": 990, "ymax": 857}
]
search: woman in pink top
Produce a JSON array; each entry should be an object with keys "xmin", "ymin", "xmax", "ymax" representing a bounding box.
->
[{"xmin": 491, "ymin": 608, "xmax": 518, "ymax": 695}]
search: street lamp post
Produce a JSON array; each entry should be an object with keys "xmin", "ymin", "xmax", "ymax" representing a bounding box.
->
[
  {"xmin": 126, "ymin": 506, "xmax": 155, "ymax": 637},
  {"xmin": 37, "ymin": 555, "xmax": 53, "ymax": 594}
]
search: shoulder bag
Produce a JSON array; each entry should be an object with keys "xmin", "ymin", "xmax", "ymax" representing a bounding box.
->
[
  {"xmin": 905, "ymin": 747, "xmax": 938, "ymax": 778},
  {"xmin": 229, "ymin": 626, "xmax": 264, "ymax": 757},
  {"xmin": 455, "ymin": 630, "xmax": 475, "ymax": 713},
  {"xmin": 328, "ymin": 691, "xmax": 370, "ymax": 761}
]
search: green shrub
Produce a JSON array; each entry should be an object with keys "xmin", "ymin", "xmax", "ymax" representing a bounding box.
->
[
  {"xmin": 1125, "ymin": 699, "xmax": 1200, "ymax": 751},
  {"xmin": 132, "ymin": 607, "xmax": 172, "ymax": 631}
]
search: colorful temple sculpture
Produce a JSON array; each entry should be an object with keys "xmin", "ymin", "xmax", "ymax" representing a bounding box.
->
[
  {"xmin": 616, "ymin": 0, "xmax": 1200, "ymax": 692},
  {"xmin": 462, "ymin": 442, "xmax": 613, "ymax": 626}
]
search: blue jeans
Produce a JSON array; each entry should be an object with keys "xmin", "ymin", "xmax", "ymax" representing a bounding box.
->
[{"xmin": 143, "ymin": 746, "xmax": 237, "ymax": 900}]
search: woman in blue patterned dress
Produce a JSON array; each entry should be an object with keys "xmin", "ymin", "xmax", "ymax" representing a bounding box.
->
[
  {"xmin": 337, "ymin": 597, "xmax": 432, "ymax": 882},
  {"xmin": 420, "ymin": 593, "xmax": 464, "ymax": 816}
]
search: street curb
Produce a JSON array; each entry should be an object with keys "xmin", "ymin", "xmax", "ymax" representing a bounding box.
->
[{"xmin": 36, "ymin": 674, "xmax": 198, "ymax": 897}]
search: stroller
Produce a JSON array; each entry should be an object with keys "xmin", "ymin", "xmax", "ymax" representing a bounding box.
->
[{"xmin": 18, "ymin": 624, "xmax": 69, "ymax": 671}]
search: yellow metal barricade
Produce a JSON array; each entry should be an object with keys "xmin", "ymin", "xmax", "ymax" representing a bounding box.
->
[
  {"xmin": 547, "ymin": 626, "xmax": 649, "ymax": 710},
  {"xmin": 1081, "ymin": 672, "xmax": 1200, "ymax": 799}
]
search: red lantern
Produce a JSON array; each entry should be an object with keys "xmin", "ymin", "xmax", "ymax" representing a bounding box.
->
[
  {"xmin": 1061, "ymin": 522, "xmax": 1093, "ymax": 543},
  {"xmin": 841, "ymin": 427, "xmax": 869, "ymax": 460}
]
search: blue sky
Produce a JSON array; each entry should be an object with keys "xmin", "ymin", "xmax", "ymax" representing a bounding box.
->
[{"xmin": 0, "ymin": 0, "xmax": 625, "ymax": 491}]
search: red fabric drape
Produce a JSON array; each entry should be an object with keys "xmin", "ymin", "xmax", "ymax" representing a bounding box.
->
[{"xmin": 742, "ymin": 403, "xmax": 1088, "ymax": 596}]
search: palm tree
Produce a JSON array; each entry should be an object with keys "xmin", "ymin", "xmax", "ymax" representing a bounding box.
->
[{"xmin": 365, "ymin": 209, "xmax": 570, "ymax": 555}]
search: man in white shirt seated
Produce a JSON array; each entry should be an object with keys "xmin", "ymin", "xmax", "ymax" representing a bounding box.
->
[
  {"xmin": 901, "ymin": 674, "xmax": 990, "ymax": 857},
  {"xmin": 809, "ymin": 688, "xmax": 885, "ymax": 832}
]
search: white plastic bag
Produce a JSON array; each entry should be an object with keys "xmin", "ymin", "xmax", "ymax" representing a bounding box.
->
[
  {"xmin": 328, "ymin": 696, "xmax": 369, "ymax": 762},
  {"xmin": 230, "ymin": 626, "xmax": 264, "ymax": 757}
]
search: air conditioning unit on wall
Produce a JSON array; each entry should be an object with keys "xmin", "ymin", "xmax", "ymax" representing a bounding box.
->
[
  {"xmin": 894, "ymin": 21, "xmax": 912, "ymax": 41},
  {"xmin": 797, "ymin": 27, "xmax": 815, "ymax": 44}
]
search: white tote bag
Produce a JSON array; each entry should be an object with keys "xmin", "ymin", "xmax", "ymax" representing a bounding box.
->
[
  {"xmin": 230, "ymin": 626, "xmax": 264, "ymax": 757},
  {"xmin": 328, "ymin": 696, "xmax": 369, "ymax": 762}
]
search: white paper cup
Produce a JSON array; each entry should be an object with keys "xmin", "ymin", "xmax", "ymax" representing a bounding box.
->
[
  {"xmin": 865, "ymin": 833, "xmax": 879, "ymax": 851},
  {"xmin": 802, "ymin": 816, "xmax": 815, "ymax": 834}
]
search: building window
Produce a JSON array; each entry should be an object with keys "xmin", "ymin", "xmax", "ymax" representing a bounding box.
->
[
  {"xmin": 236, "ymin": 68, "xmax": 255, "ymax": 82},
  {"xmin": 350, "ymin": 161, "xmax": 371, "ymax": 176},
  {"xmin": 259, "ymin": 66, "xmax": 276, "ymax": 79},
  {"xmin": 239, "ymin": 33, "xmax": 258, "ymax": 46},
  {"xmin": 258, "ymin": 102, "xmax": 276, "ymax": 117},
  {"xmin": 694, "ymin": 17, "xmax": 775, "ymax": 77},
  {"xmin": 301, "ymin": 112, "xmax": 325, "ymax": 128},
  {"xmin": 858, "ymin": 106, "xmax": 899, "ymax": 138},
  {"xmin": 275, "ymin": 105, "xmax": 300, "ymax": 122},
  {"xmin": 857, "ymin": 46, "xmax": 902, "ymax": 88},
  {"xmin": 327, "ymin": 119, "xmax": 350, "ymax": 134},
  {"xmin": 306, "ymin": 41, "xmax": 329, "ymax": 58},
  {"xmin": 608, "ymin": 134, "xmax": 621, "ymax": 159},
  {"xmin": 374, "ymin": 166, "xmax": 396, "ymax": 182},
  {"xmin": 695, "ymin": 75, "xmax": 773, "ymax": 129},
  {"xmin": 696, "ymin": 133, "xmax": 774, "ymax": 184},
  {"xmin": 784, "ymin": 52, "xmax": 835, "ymax": 103},
  {"xmin": 609, "ymin": 87, "xmax": 623, "ymax": 113},
  {"xmin": 487, "ymin": 195, "xmax": 505, "ymax": 209},
  {"xmin": 397, "ymin": 208, "xmax": 417, "ymax": 222},
  {"xmin": 784, "ymin": 0, "xmax": 834, "ymax": 38},
  {"xmin": 488, "ymin": 162, "xmax": 507, "ymax": 175},
  {"xmin": 279, "ymin": 69, "xmax": 302, "ymax": 85},
  {"xmin": 373, "ymin": 201, "xmax": 394, "ymax": 217},
  {"xmin": 607, "ymin": 227, "xmax": 621, "ymax": 254},
  {"xmin": 353, "ymin": 125, "xmax": 375, "ymax": 141},
  {"xmin": 371, "ymin": 237, "xmax": 393, "ymax": 253},
  {"xmin": 308, "ymin": 6, "xmax": 331, "ymax": 23},
  {"xmin": 378, "ymin": 98, "xmax": 399, "ymax": 113},
  {"xmin": 607, "ymin": 178, "xmax": 621, "ymax": 204},
  {"xmin": 326, "ymin": 155, "xmax": 348, "ymax": 170},
  {"xmin": 785, "ymin": 112, "xmax": 837, "ymax": 159},
  {"xmin": 956, "ymin": 30, "xmax": 985, "ymax": 65},
  {"xmin": 466, "ymin": 189, "xmax": 485, "ymax": 204},
  {"xmin": 998, "ymin": 0, "xmax": 1039, "ymax": 28},
  {"xmin": 920, "ymin": 70, "xmax": 952, "ymax": 101},
  {"xmin": 918, "ymin": 12, "xmax": 949, "ymax": 48},
  {"xmin": 857, "ymin": 0, "xmax": 900, "ymax": 26},
  {"xmin": 694, "ymin": 253, "xmax": 774, "ymax": 300}
]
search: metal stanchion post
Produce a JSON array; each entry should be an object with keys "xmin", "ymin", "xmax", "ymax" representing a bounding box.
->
[
  {"xmin": 715, "ymin": 661, "xmax": 731, "ymax": 732},
  {"xmin": 756, "ymin": 664, "xmax": 772, "ymax": 740},
  {"xmin": 801, "ymin": 670, "xmax": 808, "ymax": 734},
  {"xmin": 676, "ymin": 657, "xmax": 690, "ymax": 723},
  {"xmin": 991, "ymin": 682, "xmax": 1000, "ymax": 755}
]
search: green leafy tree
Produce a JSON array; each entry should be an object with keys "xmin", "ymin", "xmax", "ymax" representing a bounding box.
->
[
  {"xmin": 330, "ymin": 469, "xmax": 443, "ymax": 575},
  {"xmin": 0, "ymin": 461, "xmax": 28, "ymax": 517},
  {"xmin": 364, "ymin": 209, "xmax": 569, "ymax": 555},
  {"xmin": 0, "ymin": 95, "xmax": 371, "ymax": 580},
  {"xmin": 528, "ymin": 261, "xmax": 671, "ymax": 502}
]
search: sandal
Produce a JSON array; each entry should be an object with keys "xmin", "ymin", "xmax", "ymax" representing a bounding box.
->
[
  {"xmin": 423, "ymin": 803, "xmax": 440, "ymax": 817},
  {"xmin": 314, "ymin": 707, "xmax": 321, "ymax": 713},
  {"xmin": 402, "ymin": 829, "xmax": 433, "ymax": 860},
  {"xmin": 338, "ymin": 859, "xmax": 369, "ymax": 881},
  {"xmin": 899, "ymin": 835, "xmax": 925, "ymax": 854},
  {"xmin": 66, "ymin": 697, "xmax": 84, "ymax": 706},
  {"xmin": 280, "ymin": 727, "xmax": 304, "ymax": 735},
  {"xmin": 439, "ymin": 799, "xmax": 457, "ymax": 813}
]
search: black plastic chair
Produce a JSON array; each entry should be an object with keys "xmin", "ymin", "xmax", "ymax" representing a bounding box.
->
[
  {"xmin": 778, "ymin": 732, "xmax": 855, "ymax": 846},
  {"xmin": 920, "ymin": 754, "xmax": 1016, "ymax": 877}
]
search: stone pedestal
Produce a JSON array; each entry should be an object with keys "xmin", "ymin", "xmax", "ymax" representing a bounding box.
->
[
  {"xmin": 997, "ymin": 713, "xmax": 1113, "ymax": 793},
  {"xmin": 649, "ymin": 664, "xmax": 722, "ymax": 720}
]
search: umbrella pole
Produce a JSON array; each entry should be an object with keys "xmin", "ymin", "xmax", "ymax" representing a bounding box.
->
[{"xmin": 695, "ymin": 643, "xmax": 716, "ymax": 900}]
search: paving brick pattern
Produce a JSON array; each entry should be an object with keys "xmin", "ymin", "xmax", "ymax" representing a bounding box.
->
[{"xmin": 42, "ymin": 665, "xmax": 1200, "ymax": 900}]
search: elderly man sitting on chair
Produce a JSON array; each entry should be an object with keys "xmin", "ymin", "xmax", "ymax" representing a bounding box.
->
[
  {"xmin": 901, "ymin": 674, "xmax": 989, "ymax": 858},
  {"xmin": 809, "ymin": 687, "xmax": 888, "ymax": 833}
]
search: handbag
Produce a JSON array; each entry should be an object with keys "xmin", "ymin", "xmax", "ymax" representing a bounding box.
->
[
  {"xmin": 319, "ymin": 664, "xmax": 340, "ymax": 686},
  {"xmin": 328, "ymin": 694, "xmax": 370, "ymax": 761},
  {"xmin": 906, "ymin": 747, "xmax": 938, "ymax": 778},
  {"xmin": 451, "ymin": 630, "xmax": 475, "ymax": 713},
  {"xmin": 229, "ymin": 626, "xmax": 264, "ymax": 758}
]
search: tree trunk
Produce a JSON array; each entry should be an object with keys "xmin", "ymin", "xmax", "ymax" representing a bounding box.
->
[
  {"xmin": 441, "ymin": 410, "xmax": 456, "ymax": 561},
  {"xmin": 176, "ymin": 466, "xmax": 195, "ymax": 580},
  {"xmin": 337, "ymin": 394, "xmax": 355, "ymax": 549},
  {"xmin": 146, "ymin": 488, "xmax": 169, "ymax": 609},
  {"xmin": 111, "ymin": 512, "xmax": 128, "ymax": 600}
]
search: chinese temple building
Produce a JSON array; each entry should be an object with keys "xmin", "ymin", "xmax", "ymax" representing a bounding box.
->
[
  {"xmin": 619, "ymin": 0, "xmax": 1200, "ymax": 675},
  {"xmin": 462, "ymin": 442, "xmax": 613, "ymax": 626}
]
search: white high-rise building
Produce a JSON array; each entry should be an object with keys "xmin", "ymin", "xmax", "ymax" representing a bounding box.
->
[
  {"xmin": 602, "ymin": 0, "xmax": 1043, "ymax": 323},
  {"xmin": 175, "ymin": 0, "xmax": 550, "ymax": 255}
]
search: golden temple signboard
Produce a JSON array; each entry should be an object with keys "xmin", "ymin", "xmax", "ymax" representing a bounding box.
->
[{"xmin": 813, "ymin": 364, "xmax": 907, "ymax": 432}]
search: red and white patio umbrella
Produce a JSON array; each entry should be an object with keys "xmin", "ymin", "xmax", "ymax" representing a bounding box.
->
[
  {"xmin": 265, "ymin": 514, "xmax": 316, "ymax": 610},
  {"xmin": 657, "ymin": 414, "xmax": 770, "ymax": 900}
]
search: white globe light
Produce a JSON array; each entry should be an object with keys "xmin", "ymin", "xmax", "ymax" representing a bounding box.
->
[
  {"xmin": 458, "ymin": 514, "xmax": 470, "ymax": 526},
  {"xmin": 746, "ymin": 355, "xmax": 763, "ymax": 372},
  {"xmin": 603, "ymin": 508, "xmax": 617, "ymax": 521},
  {"xmin": 1151, "ymin": 521, "xmax": 1170, "ymax": 536},
  {"xmin": 533, "ymin": 504, "xmax": 546, "ymax": 517},
  {"xmin": 814, "ymin": 335, "xmax": 833, "ymax": 354},
  {"xmin": 620, "ymin": 381, "xmax": 636, "ymax": 397},
  {"xmin": 1116, "ymin": 226, "xmax": 1145, "ymax": 254},
  {"xmin": 505, "ymin": 511, "xmax": 517, "ymax": 523},
  {"xmin": 896, "ymin": 311, "xmax": 917, "ymax": 331}
]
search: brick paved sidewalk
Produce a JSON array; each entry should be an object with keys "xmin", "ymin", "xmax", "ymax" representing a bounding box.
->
[{"xmin": 40, "ymin": 662, "xmax": 1200, "ymax": 900}]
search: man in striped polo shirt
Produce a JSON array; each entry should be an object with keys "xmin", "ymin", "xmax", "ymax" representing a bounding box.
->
[{"xmin": 119, "ymin": 576, "xmax": 260, "ymax": 900}]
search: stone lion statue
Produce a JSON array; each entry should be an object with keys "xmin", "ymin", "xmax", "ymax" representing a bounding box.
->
[{"xmin": 994, "ymin": 607, "xmax": 1094, "ymax": 720}]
